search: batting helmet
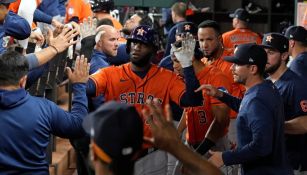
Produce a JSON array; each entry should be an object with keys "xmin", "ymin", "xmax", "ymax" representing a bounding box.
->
[
  {"xmin": 90, "ymin": 0, "xmax": 114, "ymax": 13},
  {"xmin": 126, "ymin": 25, "xmax": 158, "ymax": 53}
]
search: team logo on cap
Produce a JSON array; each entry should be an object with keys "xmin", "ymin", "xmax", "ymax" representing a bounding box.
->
[
  {"xmin": 249, "ymin": 58, "xmax": 254, "ymax": 63},
  {"xmin": 184, "ymin": 24, "xmax": 191, "ymax": 31},
  {"xmin": 266, "ymin": 35, "xmax": 273, "ymax": 42},
  {"xmin": 137, "ymin": 28, "xmax": 146, "ymax": 36}
]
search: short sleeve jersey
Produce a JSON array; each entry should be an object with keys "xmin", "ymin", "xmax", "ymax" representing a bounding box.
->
[
  {"xmin": 90, "ymin": 63, "xmax": 186, "ymax": 148},
  {"xmin": 185, "ymin": 65, "xmax": 232, "ymax": 145},
  {"xmin": 222, "ymin": 28, "xmax": 262, "ymax": 55}
]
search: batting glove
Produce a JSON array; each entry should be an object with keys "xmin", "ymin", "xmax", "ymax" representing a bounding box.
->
[
  {"xmin": 80, "ymin": 17, "xmax": 97, "ymax": 39},
  {"xmin": 171, "ymin": 33, "xmax": 196, "ymax": 68}
]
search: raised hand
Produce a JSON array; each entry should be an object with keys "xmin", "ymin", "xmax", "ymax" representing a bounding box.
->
[
  {"xmin": 171, "ymin": 33, "xmax": 196, "ymax": 68},
  {"xmin": 48, "ymin": 26, "xmax": 79, "ymax": 53},
  {"xmin": 80, "ymin": 17, "xmax": 97, "ymax": 39},
  {"xmin": 66, "ymin": 55, "xmax": 90, "ymax": 84}
]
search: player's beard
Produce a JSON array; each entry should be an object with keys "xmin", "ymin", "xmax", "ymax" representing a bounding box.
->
[
  {"xmin": 130, "ymin": 52, "xmax": 154, "ymax": 67},
  {"xmin": 234, "ymin": 74, "xmax": 247, "ymax": 85},
  {"xmin": 202, "ymin": 45, "xmax": 219, "ymax": 61},
  {"xmin": 265, "ymin": 59, "xmax": 281, "ymax": 75}
]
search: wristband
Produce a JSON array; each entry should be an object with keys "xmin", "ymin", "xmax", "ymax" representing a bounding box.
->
[
  {"xmin": 49, "ymin": 45, "xmax": 59, "ymax": 54},
  {"xmin": 195, "ymin": 138, "xmax": 215, "ymax": 155}
]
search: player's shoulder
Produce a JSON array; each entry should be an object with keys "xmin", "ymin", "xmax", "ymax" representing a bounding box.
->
[
  {"xmin": 208, "ymin": 65, "xmax": 230, "ymax": 82},
  {"xmin": 282, "ymin": 69, "xmax": 306, "ymax": 87},
  {"xmin": 153, "ymin": 65, "xmax": 182, "ymax": 79},
  {"xmin": 222, "ymin": 29, "xmax": 236, "ymax": 37}
]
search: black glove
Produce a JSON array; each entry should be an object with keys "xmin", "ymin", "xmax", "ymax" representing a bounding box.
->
[{"xmin": 195, "ymin": 138, "xmax": 215, "ymax": 155}]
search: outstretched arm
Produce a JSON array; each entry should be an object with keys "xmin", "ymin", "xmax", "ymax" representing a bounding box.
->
[
  {"xmin": 27, "ymin": 26, "xmax": 79, "ymax": 70},
  {"xmin": 196, "ymin": 84, "xmax": 242, "ymax": 112},
  {"xmin": 285, "ymin": 116, "xmax": 307, "ymax": 134}
]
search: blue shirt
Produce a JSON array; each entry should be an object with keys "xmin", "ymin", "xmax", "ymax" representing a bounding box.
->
[
  {"xmin": 220, "ymin": 80, "xmax": 291, "ymax": 175},
  {"xmin": 289, "ymin": 52, "xmax": 307, "ymax": 81},
  {"xmin": 273, "ymin": 69, "xmax": 307, "ymax": 170},
  {"xmin": 0, "ymin": 11, "xmax": 31, "ymax": 54},
  {"xmin": 0, "ymin": 83, "xmax": 88, "ymax": 174},
  {"xmin": 90, "ymin": 49, "xmax": 110, "ymax": 74},
  {"xmin": 37, "ymin": 0, "xmax": 60, "ymax": 17}
]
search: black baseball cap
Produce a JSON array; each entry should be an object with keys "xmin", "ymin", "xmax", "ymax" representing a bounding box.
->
[
  {"xmin": 83, "ymin": 101, "xmax": 143, "ymax": 164},
  {"xmin": 224, "ymin": 43, "xmax": 267, "ymax": 70},
  {"xmin": 0, "ymin": 0, "xmax": 16, "ymax": 4},
  {"xmin": 229, "ymin": 8, "xmax": 250, "ymax": 22},
  {"xmin": 284, "ymin": 25, "xmax": 307, "ymax": 44},
  {"xmin": 176, "ymin": 22, "xmax": 197, "ymax": 36},
  {"xmin": 261, "ymin": 33, "xmax": 289, "ymax": 53}
]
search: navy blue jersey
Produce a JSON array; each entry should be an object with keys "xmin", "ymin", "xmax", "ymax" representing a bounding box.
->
[
  {"xmin": 221, "ymin": 80, "xmax": 291, "ymax": 175},
  {"xmin": 289, "ymin": 52, "xmax": 307, "ymax": 81},
  {"xmin": 273, "ymin": 69, "xmax": 307, "ymax": 170},
  {"xmin": 159, "ymin": 55, "xmax": 173, "ymax": 71}
]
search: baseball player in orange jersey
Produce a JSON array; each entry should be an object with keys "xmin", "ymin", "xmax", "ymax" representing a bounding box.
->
[
  {"xmin": 222, "ymin": 8, "xmax": 262, "ymax": 55},
  {"xmin": 177, "ymin": 64, "xmax": 231, "ymax": 147},
  {"xmin": 197, "ymin": 20, "xmax": 245, "ymax": 174},
  {"xmin": 87, "ymin": 25, "xmax": 203, "ymax": 175},
  {"xmin": 168, "ymin": 22, "xmax": 231, "ymax": 174},
  {"xmin": 198, "ymin": 20, "xmax": 245, "ymax": 119}
]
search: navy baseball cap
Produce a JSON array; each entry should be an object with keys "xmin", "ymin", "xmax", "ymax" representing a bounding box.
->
[
  {"xmin": 126, "ymin": 25, "xmax": 158, "ymax": 53},
  {"xmin": 224, "ymin": 43, "xmax": 267, "ymax": 69},
  {"xmin": 229, "ymin": 8, "xmax": 250, "ymax": 22},
  {"xmin": 83, "ymin": 101, "xmax": 143, "ymax": 164},
  {"xmin": 261, "ymin": 33, "xmax": 289, "ymax": 53},
  {"xmin": 284, "ymin": 25, "xmax": 307, "ymax": 44},
  {"xmin": 176, "ymin": 22, "xmax": 197, "ymax": 36},
  {"xmin": 127, "ymin": 25, "xmax": 156, "ymax": 45},
  {"xmin": 0, "ymin": 0, "xmax": 16, "ymax": 3}
]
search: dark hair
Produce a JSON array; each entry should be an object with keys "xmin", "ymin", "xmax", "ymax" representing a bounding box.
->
[
  {"xmin": 0, "ymin": 51, "xmax": 29, "ymax": 86},
  {"xmin": 171, "ymin": 2, "xmax": 187, "ymax": 18},
  {"xmin": 198, "ymin": 20, "xmax": 221, "ymax": 36},
  {"xmin": 97, "ymin": 18, "xmax": 114, "ymax": 27}
]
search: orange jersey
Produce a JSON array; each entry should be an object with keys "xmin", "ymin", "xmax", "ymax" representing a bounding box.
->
[
  {"xmin": 209, "ymin": 50, "xmax": 246, "ymax": 119},
  {"xmin": 185, "ymin": 65, "xmax": 232, "ymax": 145},
  {"xmin": 65, "ymin": 0, "xmax": 92, "ymax": 23},
  {"xmin": 90, "ymin": 63, "xmax": 185, "ymax": 148},
  {"xmin": 222, "ymin": 28, "xmax": 262, "ymax": 55}
]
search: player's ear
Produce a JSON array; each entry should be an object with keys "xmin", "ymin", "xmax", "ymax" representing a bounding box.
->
[
  {"xmin": 281, "ymin": 52, "xmax": 289, "ymax": 62},
  {"xmin": 218, "ymin": 34, "xmax": 223, "ymax": 43},
  {"xmin": 19, "ymin": 75, "xmax": 27, "ymax": 88}
]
